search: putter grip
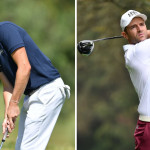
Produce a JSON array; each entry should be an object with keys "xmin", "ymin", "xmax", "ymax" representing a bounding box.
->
[{"xmin": 2, "ymin": 128, "xmax": 8, "ymax": 142}]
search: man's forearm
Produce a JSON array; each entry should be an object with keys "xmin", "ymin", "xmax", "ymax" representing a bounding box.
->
[
  {"xmin": 3, "ymin": 91, "xmax": 12, "ymax": 118},
  {"xmin": 0, "ymin": 72, "xmax": 13, "ymax": 118},
  {"xmin": 10, "ymin": 67, "xmax": 31, "ymax": 103}
]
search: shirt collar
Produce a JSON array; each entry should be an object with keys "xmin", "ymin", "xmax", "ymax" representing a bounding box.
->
[{"xmin": 123, "ymin": 44, "xmax": 135, "ymax": 52}]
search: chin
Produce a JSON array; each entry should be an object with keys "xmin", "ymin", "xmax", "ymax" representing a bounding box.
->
[
  {"xmin": 130, "ymin": 37, "xmax": 147, "ymax": 44},
  {"xmin": 138, "ymin": 37, "xmax": 147, "ymax": 42}
]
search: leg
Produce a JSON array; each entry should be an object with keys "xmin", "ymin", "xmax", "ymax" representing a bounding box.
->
[
  {"xmin": 19, "ymin": 79, "xmax": 67, "ymax": 150},
  {"xmin": 15, "ymin": 106, "xmax": 26, "ymax": 150},
  {"xmin": 134, "ymin": 120, "xmax": 150, "ymax": 150}
]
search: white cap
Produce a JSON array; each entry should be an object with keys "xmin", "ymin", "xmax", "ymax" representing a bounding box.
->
[{"xmin": 120, "ymin": 10, "xmax": 147, "ymax": 31}]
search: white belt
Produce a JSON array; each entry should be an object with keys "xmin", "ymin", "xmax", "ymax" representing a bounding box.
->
[{"xmin": 139, "ymin": 115, "xmax": 150, "ymax": 122}]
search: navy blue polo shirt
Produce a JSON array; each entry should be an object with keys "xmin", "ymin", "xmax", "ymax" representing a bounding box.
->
[{"xmin": 0, "ymin": 21, "xmax": 60, "ymax": 95}]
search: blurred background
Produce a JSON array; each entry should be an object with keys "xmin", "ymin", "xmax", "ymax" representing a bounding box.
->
[
  {"xmin": 77, "ymin": 0, "xmax": 150, "ymax": 150},
  {"xmin": 0, "ymin": 0, "xmax": 75, "ymax": 150}
]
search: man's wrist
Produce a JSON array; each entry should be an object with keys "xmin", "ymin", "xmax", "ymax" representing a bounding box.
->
[{"xmin": 10, "ymin": 100, "xmax": 19, "ymax": 104}]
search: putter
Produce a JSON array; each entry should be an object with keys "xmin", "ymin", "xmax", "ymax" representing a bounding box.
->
[
  {"xmin": 0, "ymin": 128, "xmax": 8, "ymax": 150},
  {"xmin": 77, "ymin": 35, "xmax": 123, "ymax": 56}
]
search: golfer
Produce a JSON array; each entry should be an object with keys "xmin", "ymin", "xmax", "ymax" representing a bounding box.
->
[
  {"xmin": 121, "ymin": 10, "xmax": 150, "ymax": 150},
  {"xmin": 0, "ymin": 21, "xmax": 70, "ymax": 150}
]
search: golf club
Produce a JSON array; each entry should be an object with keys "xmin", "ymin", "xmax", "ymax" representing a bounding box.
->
[
  {"xmin": 0, "ymin": 128, "xmax": 8, "ymax": 150},
  {"xmin": 77, "ymin": 35, "xmax": 123, "ymax": 56}
]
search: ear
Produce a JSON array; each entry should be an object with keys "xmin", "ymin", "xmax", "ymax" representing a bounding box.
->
[{"xmin": 121, "ymin": 31, "xmax": 128, "ymax": 40}]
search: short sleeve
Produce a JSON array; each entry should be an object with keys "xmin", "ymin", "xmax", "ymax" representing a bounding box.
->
[{"xmin": 0, "ymin": 23, "xmax": 25, "ymax": 54}]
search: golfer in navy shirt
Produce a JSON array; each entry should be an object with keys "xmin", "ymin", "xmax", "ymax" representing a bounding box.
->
[{"xmin": 0, "ymin": 21, "xmax": 70, "ymax": 150}]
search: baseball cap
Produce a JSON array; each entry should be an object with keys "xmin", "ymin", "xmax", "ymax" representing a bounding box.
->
[{"xmin": 120, "ymin": 10, "xmax": 147, "ymax": 31}]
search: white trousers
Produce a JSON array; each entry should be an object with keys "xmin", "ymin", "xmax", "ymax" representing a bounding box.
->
[{"xmin": 15, "ymin": 78, "xmax": 70, "ymax": 150}]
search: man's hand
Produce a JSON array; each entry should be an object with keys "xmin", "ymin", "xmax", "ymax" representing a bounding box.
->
[{"xmin": 7, "ymin": 101, "xmax": 20, "ymax": 132}]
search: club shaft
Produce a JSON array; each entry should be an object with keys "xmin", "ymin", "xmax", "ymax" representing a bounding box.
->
[
  {"xmin": 2, "ymin": 128, "xmax": 8, "ymax": 142},
  {"xmin": 0, "ymin": 128, "xmax": 8, "ymax": 150},
  {"xmin": 0, "ymin": 142, "xmax": 4, "ymax": 150},
  {"xmin": 92, "ymin": 35, "xmax": 123, "ymax": 42}
]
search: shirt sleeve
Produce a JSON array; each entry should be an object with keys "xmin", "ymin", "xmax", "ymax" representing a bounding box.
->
[{"xmin": 0, "ymin": 23, "xmax": 25, "ymax": 54}]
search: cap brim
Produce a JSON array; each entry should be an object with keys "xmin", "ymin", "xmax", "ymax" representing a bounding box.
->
[{"xmin": 135, "ymin": 14, "xmax": 147, "ymax": 21}]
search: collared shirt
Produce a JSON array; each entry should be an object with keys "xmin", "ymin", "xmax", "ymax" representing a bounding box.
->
[
  {"xmin": 0, "ymin": 21, "xmax": 60, "ymax": 95},
  {"xmin": 123, "ymin": 39, "xmax": 150, "ymax": 116}
]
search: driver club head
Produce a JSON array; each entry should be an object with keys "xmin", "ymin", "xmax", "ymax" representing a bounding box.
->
[{"xmin": 77, "ymin": 40, "xmax": 94, "ymax": 56}]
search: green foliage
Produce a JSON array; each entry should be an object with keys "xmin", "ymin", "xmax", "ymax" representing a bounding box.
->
[
  {"xmin": 0, "ymin": 0, "xmax": 75, "ymax": 149},
  {"xmin": 77, "ymin": 0, "xmax": 150, "ymax": 149}
]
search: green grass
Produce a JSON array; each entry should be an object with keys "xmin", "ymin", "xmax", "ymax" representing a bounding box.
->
[
  {"xmin": 48, "ymin": 112, "xmax": 75, "ymax": 150},
  {"xmin": 0, "ymin": 86, "xmax": 75, "ymax": 150}
]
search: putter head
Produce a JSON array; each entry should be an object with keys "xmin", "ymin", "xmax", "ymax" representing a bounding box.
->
[{"xmin": 77, "ymin": 40, "xmax": 94, "ymax": 56}]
